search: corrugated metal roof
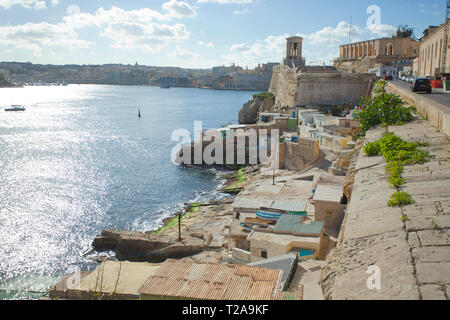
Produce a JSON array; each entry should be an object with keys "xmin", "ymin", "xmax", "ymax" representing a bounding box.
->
[
  {"xmin": 313, "ymin": 184, "xmax": 343, "ymax": 203},
  {"xmin": 273, "ymin": 215, "xmax": 324, "ymax": 236},
  {"xmin": 232, "ymin": 197, "xmax": 274, "ymax": 211},
  {"xmin": 138, "ymin": 259, "xmax": 283, "ymax": 300},
  {"xmin": 248, "ymin": 254, "xmax": 297, "ymax": 291},
  {"xmin": 270, "ymin": 200, "xmax": 307, "ymax": 213}
]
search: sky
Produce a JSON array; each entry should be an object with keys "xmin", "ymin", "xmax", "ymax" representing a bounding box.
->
[{"xmin": 0, "ymin": 0, "xmax": 447, "ymax": 69}]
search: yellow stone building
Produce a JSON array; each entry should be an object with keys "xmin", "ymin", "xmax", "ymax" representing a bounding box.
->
[
  {"xmin": 334, "ymin": 37, "xmax": 419, "ymax": 73},
  {"xmin": 414, "ymin": 18, "xmax": 450, "ymax": 78}
]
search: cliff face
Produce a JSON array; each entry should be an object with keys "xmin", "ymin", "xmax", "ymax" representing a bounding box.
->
[{"xmin": 238, "ymin": 95, "xmax": 275, "ymax": 124}]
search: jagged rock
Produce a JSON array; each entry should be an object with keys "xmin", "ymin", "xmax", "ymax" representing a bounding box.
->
[
  {"xmin": 238, "ymin": 96, "xmax": 275, "ymax": 124},
  {"xmin": 92, "ymin": 229, "xmax": 212, "ymax": 262}
]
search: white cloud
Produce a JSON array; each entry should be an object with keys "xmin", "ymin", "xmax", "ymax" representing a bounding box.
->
[
  {"xmin": 223, "ymin": 34, "xmax": 286, "ymax": 67},
  {"xmin": 1, "ymin": 2, "xmax": 195, "ymax": 56},
  {"xmin": 162, "ymin": 0, "xmax": 196, "ymax": 18},
  {"xmin": 198, "ymin": 40, "xmax": 214, "ymax": 47},
  {"xmin": 0, "ymin": 0, "xmax": 46, "ymax": 9},
  {"xmin": 0, "ymin": 22, "xmax": 92, "ymax": 55},
  {"xmin": 197, "ymin": 0, "xmax": 252, "ymax": 3},
  {"xmin": 223, "ymin": 22, "xmax": 365, "ymax": 67},
  {"xmin": 62, "ymin": 6, "xmax": 192, "ymax": 54},
  {"xmin": 300, "ymin": 21, "xmax": 362, "ymax": 46},
  {"xmin": 367, "ymin": 23, "xmax": 397, "ymax": 37},
  {"xmin": 233, "ymin": 8, "xmax": 248, "ymax": 15},
  {"xmin": 100, "ymin": 22, "xmax": 190, "ymax": 53},
  {"xmin": 66, "ymin": 4, "xmax": 80, "ymax": 15},
  {"xmin": 168, "ymin": 46, "xmax": 200, "ymax": 60}
]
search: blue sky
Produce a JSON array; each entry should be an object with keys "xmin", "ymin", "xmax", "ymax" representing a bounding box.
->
[{"xmin": 0, "ymin": 0, "xmax": 447, "ymax": 68}]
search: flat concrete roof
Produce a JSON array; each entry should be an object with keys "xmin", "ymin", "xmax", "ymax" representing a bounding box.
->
[
  {"xmin": 274, "ymin": 215, "xmax": 324, "ymax": 237},
  {"xmin": 71, "ymin": 261, "xmax": 161, "ymax": 296},
  {"xmin": 249, "ymin": 231, "xmax": 320, "ymax": 247}
]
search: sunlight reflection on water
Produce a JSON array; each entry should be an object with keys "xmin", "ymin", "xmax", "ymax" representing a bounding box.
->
[{"xmin": 0, "ymin": 85, "xmax": 254, "ymax": 299}]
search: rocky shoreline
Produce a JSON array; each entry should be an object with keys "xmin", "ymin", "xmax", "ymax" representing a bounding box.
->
[{"xmin": 91, "ymin": 165, "xmax": 261, "ymax": 263}]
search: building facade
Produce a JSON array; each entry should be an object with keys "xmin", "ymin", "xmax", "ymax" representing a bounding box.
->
[
  {"xmin": 334, "ymin": 37, "xmax": 419, "ymax": 73},
  {"xmin": 414, "ymin": 19, "xmax": 450, "ymax": 78}
]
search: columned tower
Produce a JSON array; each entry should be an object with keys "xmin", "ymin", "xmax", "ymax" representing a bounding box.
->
[{"xmin": 284, "ymin": 36, "xmax": 305, "ymax": 68}]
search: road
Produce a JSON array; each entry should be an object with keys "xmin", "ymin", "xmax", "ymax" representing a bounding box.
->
[{"xmin": 391, "ymin": 80, "xmax": 450, "ymax": 107}]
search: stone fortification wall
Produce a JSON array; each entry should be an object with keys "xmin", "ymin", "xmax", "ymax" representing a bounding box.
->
[
  {"xmin": 269, "ymin": 64, "xmax": 375, "ymax": 109},
  {"xmin": 295, "ymin": 73, "xmax": 375, "ymax": 107},
  {"xmin": 269, "ymin": 65, "xmax": 299, "ymax": 109}
]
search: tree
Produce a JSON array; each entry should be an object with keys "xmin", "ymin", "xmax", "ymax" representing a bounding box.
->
[{"xmin": 392, "ymin": 25, "xmax": 415, "ymax": 39}]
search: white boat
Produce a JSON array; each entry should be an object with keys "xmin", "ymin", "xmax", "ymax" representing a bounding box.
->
[{"xmin": 5, "ymin": 105, "xmax": 26, "ymax": 112}]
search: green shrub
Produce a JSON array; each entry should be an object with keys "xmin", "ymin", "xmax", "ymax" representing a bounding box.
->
[
  {"xmin": 365, "ymin": 132, "xmax": 430, "ymax": 206},
  {"xmin": 388, "ymin": 191, "xmax": 414, "ymax": 207},
  {"xmin": 253, "ymin": 92, "xmax": 275, "ymax": 101},
  {"xmin": 363, "ymin": 141, "xmax": 381, "ymax": 156},
  {"xmin": 353, "ymin": 80, "xmax": 417, "ymax": 140}
]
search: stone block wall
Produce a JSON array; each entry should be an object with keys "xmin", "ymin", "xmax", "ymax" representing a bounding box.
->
[{"xmin": 294, "ymin": 73, "xmax": 375, "ymax": 106}]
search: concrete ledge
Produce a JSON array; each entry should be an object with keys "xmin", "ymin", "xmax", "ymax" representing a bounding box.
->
[{"xmin": 387, "ymin": 82, "xmax": 450, "ymax": 137}]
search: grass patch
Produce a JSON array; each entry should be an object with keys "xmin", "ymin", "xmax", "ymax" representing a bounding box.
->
[
  {"xmin": 224, "ymin": 168, "xmax": 248, "ymax": 194},
  {"xmin": 253, "ymin": 92, "xmax": 275, "ymax": 101},
  {"xmin": 151, "ymin": 203, "xmax": 202, "ymax": 235}
]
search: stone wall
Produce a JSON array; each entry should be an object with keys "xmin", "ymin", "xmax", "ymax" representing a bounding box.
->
[
  {"xmin": 270, "ymin": 65, "xmax": 375, "ymax": 108},
  {"xmin": 320, "ymin": 120, "xmax": 450, "ymax": 300},
  {"xmin": 386, "ymin": 81, "xmax": 450, "ymax": 137},
  {"xmin": 279, "ymin": 138, "xmax": 320, "ymax": 171},
  {"xmin": 269, "ymin": 65, "xmax": 299, "ymax": 109},
  {"xmin": 295, "ymin": 73, "xmax": 375, "ymax": 106},
  {"xmin": 314, "ymin": 201, "xmax": 346, "ymax": 235}
]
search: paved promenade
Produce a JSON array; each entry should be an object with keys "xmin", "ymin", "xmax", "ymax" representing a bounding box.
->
[{"xmin": 322, "ymin": 119, "xmax": 450, "ymax": 300}]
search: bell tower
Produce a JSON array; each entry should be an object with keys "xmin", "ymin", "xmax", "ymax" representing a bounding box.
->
[{"xmin": 284, "ymin": 36, "xmax": 305, "ymax": 68}]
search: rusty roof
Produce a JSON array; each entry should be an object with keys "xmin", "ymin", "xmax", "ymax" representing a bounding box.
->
[{"xmin": 138, "ymin": 259, "xmax": 283, "ymax": 300}]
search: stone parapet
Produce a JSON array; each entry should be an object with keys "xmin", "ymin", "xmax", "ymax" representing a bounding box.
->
[
  {"xmin": 320, "ymin": 120, "xmax": 450, "ymax": 300},
  {"xmin": 386, "ymin": 81, "xmax": 450, "ymax": 137}
]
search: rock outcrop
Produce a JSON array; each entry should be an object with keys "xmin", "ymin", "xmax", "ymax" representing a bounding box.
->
[
  {"xmin": 238, "ymin": 95, "xmax": 275, "ymax": 124},
  {"xmin": 93, "ymin": 229, "xmax": 213, "ymax": 262}
]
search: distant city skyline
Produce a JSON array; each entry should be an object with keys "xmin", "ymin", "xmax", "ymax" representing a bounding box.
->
[{"xmin": 0, "ymin": 0, "xmax": 447, "ymax": 68}]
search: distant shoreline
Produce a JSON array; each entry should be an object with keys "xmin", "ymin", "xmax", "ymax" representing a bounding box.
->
[{"xmin": 0, "ymin": 83, "xmax": 261, "ymax": 92}]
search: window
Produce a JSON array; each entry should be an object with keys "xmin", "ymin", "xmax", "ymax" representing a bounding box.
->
[
  {"xmin": 261, "ymin": 250, "xmax": 268, "ymax": 258},
  {"xmin": 326, "ymin": 211, "xmax": 333, "ymax": 217}
]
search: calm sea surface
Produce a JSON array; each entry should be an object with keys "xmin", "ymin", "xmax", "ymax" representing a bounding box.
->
[{"xmin": 0, "ymin": 85, "xmax": 255, "ymax": 299}]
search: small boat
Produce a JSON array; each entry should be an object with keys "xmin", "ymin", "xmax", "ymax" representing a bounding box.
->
[
  {"xmin": 5, "ymin": 105, "xmax": 26, "ymax": 112},
  {"xmin": 240, "ymin": 223, "xmax": 253, "ymax": 232},
  {"xmin": 160, "ymin": 86, "xmax": 170, "ymax": 89},
  {"xmin": 138, "ymin": 109, "xmax": 141, "ymax": 118},
  {"xmin": 256, "ymin": 211, "xmax": 283, "ymax": 221}
]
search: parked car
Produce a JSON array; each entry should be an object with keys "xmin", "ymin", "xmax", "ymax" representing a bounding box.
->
[{"xmin": 412, "ymin": 78, "xmax": 432, "ymax": 94}]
